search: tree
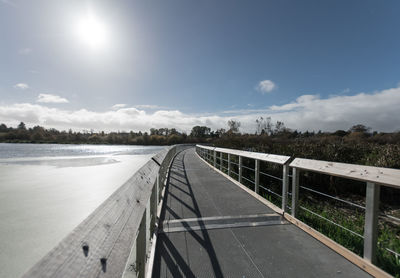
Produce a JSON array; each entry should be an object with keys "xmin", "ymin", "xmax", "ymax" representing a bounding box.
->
[
  {"xmin": 274, "ymin": 121, "xmax": 285, "ymax": 134},
  {"xmin": 227, "ymin": 120, "xmax": 241, "ymax": 134},
  {"xmin": 0, "ymin": 124, "xmax": 7, "ymax": 132},
  {"xmin": 150, "ymin": 128, "xmax": 158, "ymax": 135},
  {"xmin": 18, "ymin": 122, "xmax": 26, "ymax": 130},
  {"xmin": 333, "ymin": 130, "xmax": 348, "ymax": 137},
  {"xmin": 256, "ymin": 117, "xmax": 273, "ymax": 135},
  {"xmin": 349, "ymin": 124, "xmax": 371, "ymax": 134},
  {"xmin": 216, "ymin": 128, "xmax": 226, "ymax": 137},
  {"xmin": 190, "ymin": 126, "xmax": 211, "ymax": 137}
]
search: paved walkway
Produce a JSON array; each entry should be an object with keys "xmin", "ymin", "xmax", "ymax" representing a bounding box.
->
[{"xmin": 152, "ymin": 148, "xmax": 371, "ymax": 278}]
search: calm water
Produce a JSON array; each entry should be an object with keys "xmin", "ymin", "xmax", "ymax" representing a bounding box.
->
[
  {"xmin": 0, "ymin": 143, "xmax": 162, "ymax": 158},
  {"xmin": 0, "ymin": 143, "xmax": 164, "ymax": 278}
]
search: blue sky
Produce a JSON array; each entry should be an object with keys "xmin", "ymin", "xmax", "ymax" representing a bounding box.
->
[{"xmin": 1, "ymin": 0, "xmax": 400, "ymax": 132}]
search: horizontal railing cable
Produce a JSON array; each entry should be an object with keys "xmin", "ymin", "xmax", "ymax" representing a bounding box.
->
[
  {"xmin": 383, "ymin": 247, "xmax": 400, "ymax": 258},
  {"xmin": 242, "ymin": 176, "xmax": 255, "ymax": 184},
  {"xmin": 299, "ymin": 206, "xmax": 364, "ymax": 239},
  {"xmin": 379, "ymin": 214, "xmax": 400, "ymax": 223},
  {"xmin": 230, "ymin": 171, "xmax": 239, "ymax": 177},
  {"xmin": 300, "ymin": 185, "xmax": 365, "ymax": 210},
  {"xmin": 259, "ymin": 171, "xmax": 283, "ymax": 181},
  {"xmin": 241, "ymin": 165, "xmax": 255, "ymax": 171},
  {"xmin": 259, "ymin": 185, "xmax": 282, "ymax": 199}
]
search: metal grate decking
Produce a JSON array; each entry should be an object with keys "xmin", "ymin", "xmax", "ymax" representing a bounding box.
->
[{"xmin": 152, "ymin": 148, "xmax": 372, "ymax": 278}]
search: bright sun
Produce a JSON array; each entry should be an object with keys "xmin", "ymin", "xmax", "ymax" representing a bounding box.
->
[{"xmin": 75, "ymin": 14, "xmax": 109, "ymax": 51}]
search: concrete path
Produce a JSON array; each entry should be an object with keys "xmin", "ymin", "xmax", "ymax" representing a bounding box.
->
[{"xmin": 152, "ymin": 148, "xmax": 371, "ymax": 278}]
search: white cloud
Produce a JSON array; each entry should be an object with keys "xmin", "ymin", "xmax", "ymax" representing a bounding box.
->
[
  {"xmin": 18, "ymin": 48, "xmax": 32, "ymax": 55},
  {"xmin": 256, "ymin": 80, "xmax": 276, "ymax": 94},
  {"xmin": 135, "ymin": 104, "xmax": 164, "ymax": 109},
  {"xmin": 37, "ymin": 94, "xmax": 69, "ymax": 104},
  {"xmin": 14, "ymin": 83, "xmax": 29, "ymax": 90},
  {"xmin": 0, "ymin": 86, "xmax": 400, "ymax": 133},
  {"xmin": 111, "ymin": 104, "xmax": 126, "ymax": 109}
]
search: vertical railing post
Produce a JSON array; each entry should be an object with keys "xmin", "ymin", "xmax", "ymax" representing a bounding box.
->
[
  {"xmin": 136, "ymin": 213, "xmax": 146, "ymax": 278},
  {"xmin": 220, "ymin": 152, "xmax": 223, "ymax": 170},
  {"xmin": 158, "ymin": 171, "xmax": 163, "ymax": 208},
  {"xmin": 228, "ymin": 153, "xmax": 231, "ymax": 176},
  {"xmin": 282, "ymin": 164, "xmax": 289, "ymax": 212},
  {"xmin": 155, "ymin": 174, "xmax": 160, "ymax": 208},
  {"xmin": 213, "ymin": 150, "xmax": 216, "ymax": 168},
  {"xmin": 255, "ymin": 159, "xmax": 260, "ymax": 194},
  {"xmin": 291, "ymin": 167, "xmax": 299, "ymax": 217},
  {"xmin": 150, "ymin": 180, "xmax": 157, "ymax": 235},
  {"xmin": 364, "ymin": 182, "xmax": 380, "ymax": 264},
  {"xmin": 239, "ymin": 156, "xmax": 243, "ymax": 183},
  {"xmin": 145, "ymin": 199, "xmax": 151, "ymax": 256}
]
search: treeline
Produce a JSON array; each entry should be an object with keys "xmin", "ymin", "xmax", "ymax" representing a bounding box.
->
[
  {"xmin": 1, "ymin": 120, "xmax": 400, "ymax": 170},
  {"xmin": 213, "ymin": 119, "xmax": 400, "ymax": 170},
  {"xmin": 0, "ymin": 120, "xmax": 243, "ymax": 145},
  {"xmin": 0, "ymin": 122, "xmax": 212, "ymax": 145}
]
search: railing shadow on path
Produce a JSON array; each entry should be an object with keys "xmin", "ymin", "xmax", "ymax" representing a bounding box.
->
[{"xmin": 154, "ymin": 151, "xmax": 224, "ymax": 277}]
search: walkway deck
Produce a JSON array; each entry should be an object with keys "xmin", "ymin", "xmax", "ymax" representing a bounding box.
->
[{"xmin": 152, "ymin": 148, "xmax": 371, "ymax": 278}]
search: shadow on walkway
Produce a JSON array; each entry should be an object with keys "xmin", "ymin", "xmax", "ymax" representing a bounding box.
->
[{"xmin": 153, "ymin": 151, "xmax": 224, "ymax": 277}]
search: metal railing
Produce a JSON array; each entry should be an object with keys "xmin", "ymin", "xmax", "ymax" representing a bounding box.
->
[
  {"xmin": 290, "ymin": 158, "xmax": 400, "ymax": 265},
  {"xmin": 196, "ymin": 145, "xmax": 291, "ymax": 212},
  {"xmin": 196, "ymin": 144, "xmax": 400, "ymax": 276}
]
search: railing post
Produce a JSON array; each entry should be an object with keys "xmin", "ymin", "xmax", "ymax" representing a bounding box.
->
[
  {"xmin": 136, "ymin": 213, "xmax": 146, "ymax": 278},
  {"xmin": 255, "ymin": 159, "xmax": 260, "ymax": 194},
  {"xmin": 155, "ymin": 174, "xmax": 160, "ymax": 207},
  {"xmin": 282, "ymin": 164, "xmax": 289, "ymax": 212},
  {"xmin": 145, "ymin": 199, "xmax": 151, "ymax": 256},
  {"xmin": 363, "ymin": 182, "xmax": 380, "ymax": 264},
  {"xmin": 291, "ymin": 167, "xmax": 299, "ymax": 217},
  {"xmin": 239, "ymin": 156, "xmax": 243, "ymax": 183},
  {"xmin": 220, "ymin": 152, "xmax": 223, "ymax": 170},
  {"xmin": 213, "ymin": 150, "xmax": 216, "ymax": 167},
  {"xmin": 228, "ymin": 153, "xmax": 231, "ymax": 176}
]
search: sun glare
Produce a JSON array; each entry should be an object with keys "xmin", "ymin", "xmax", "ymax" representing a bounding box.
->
[{"xmin": 75, "ymin": 14, "xmax": 109, "ymax": 51}]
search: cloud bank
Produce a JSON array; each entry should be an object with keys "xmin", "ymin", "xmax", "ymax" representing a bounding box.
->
[
  {"xmin": 37, "ymin": 94, "xmax": 69, "ymax": 104},
  {"xmin": 1, "ymin": 86, "xmax": 400, "ymax": 133}
]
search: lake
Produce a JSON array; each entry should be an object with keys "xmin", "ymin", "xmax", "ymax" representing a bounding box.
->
[{"xmin": 0, "ymin": 143, "xmax": 164, "ymax": 278}]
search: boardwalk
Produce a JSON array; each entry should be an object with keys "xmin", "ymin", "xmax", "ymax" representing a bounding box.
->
[{"xmin": 152, "ymin": 148, "xmax": 371, "ymax": 278}]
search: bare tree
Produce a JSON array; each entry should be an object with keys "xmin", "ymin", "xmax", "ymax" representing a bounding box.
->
[
  {"xmin": 227, "ymin": 120, "xmax": 241, "ymax": 134},
  {"xmin": 256, "ymin": 117, "xmax": 273, "ymax": 135}
]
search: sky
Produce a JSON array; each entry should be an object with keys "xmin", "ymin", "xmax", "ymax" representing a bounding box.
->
[{"xmin": 1, "ymin": 0, "xmax": 400, "ymax": 133}]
